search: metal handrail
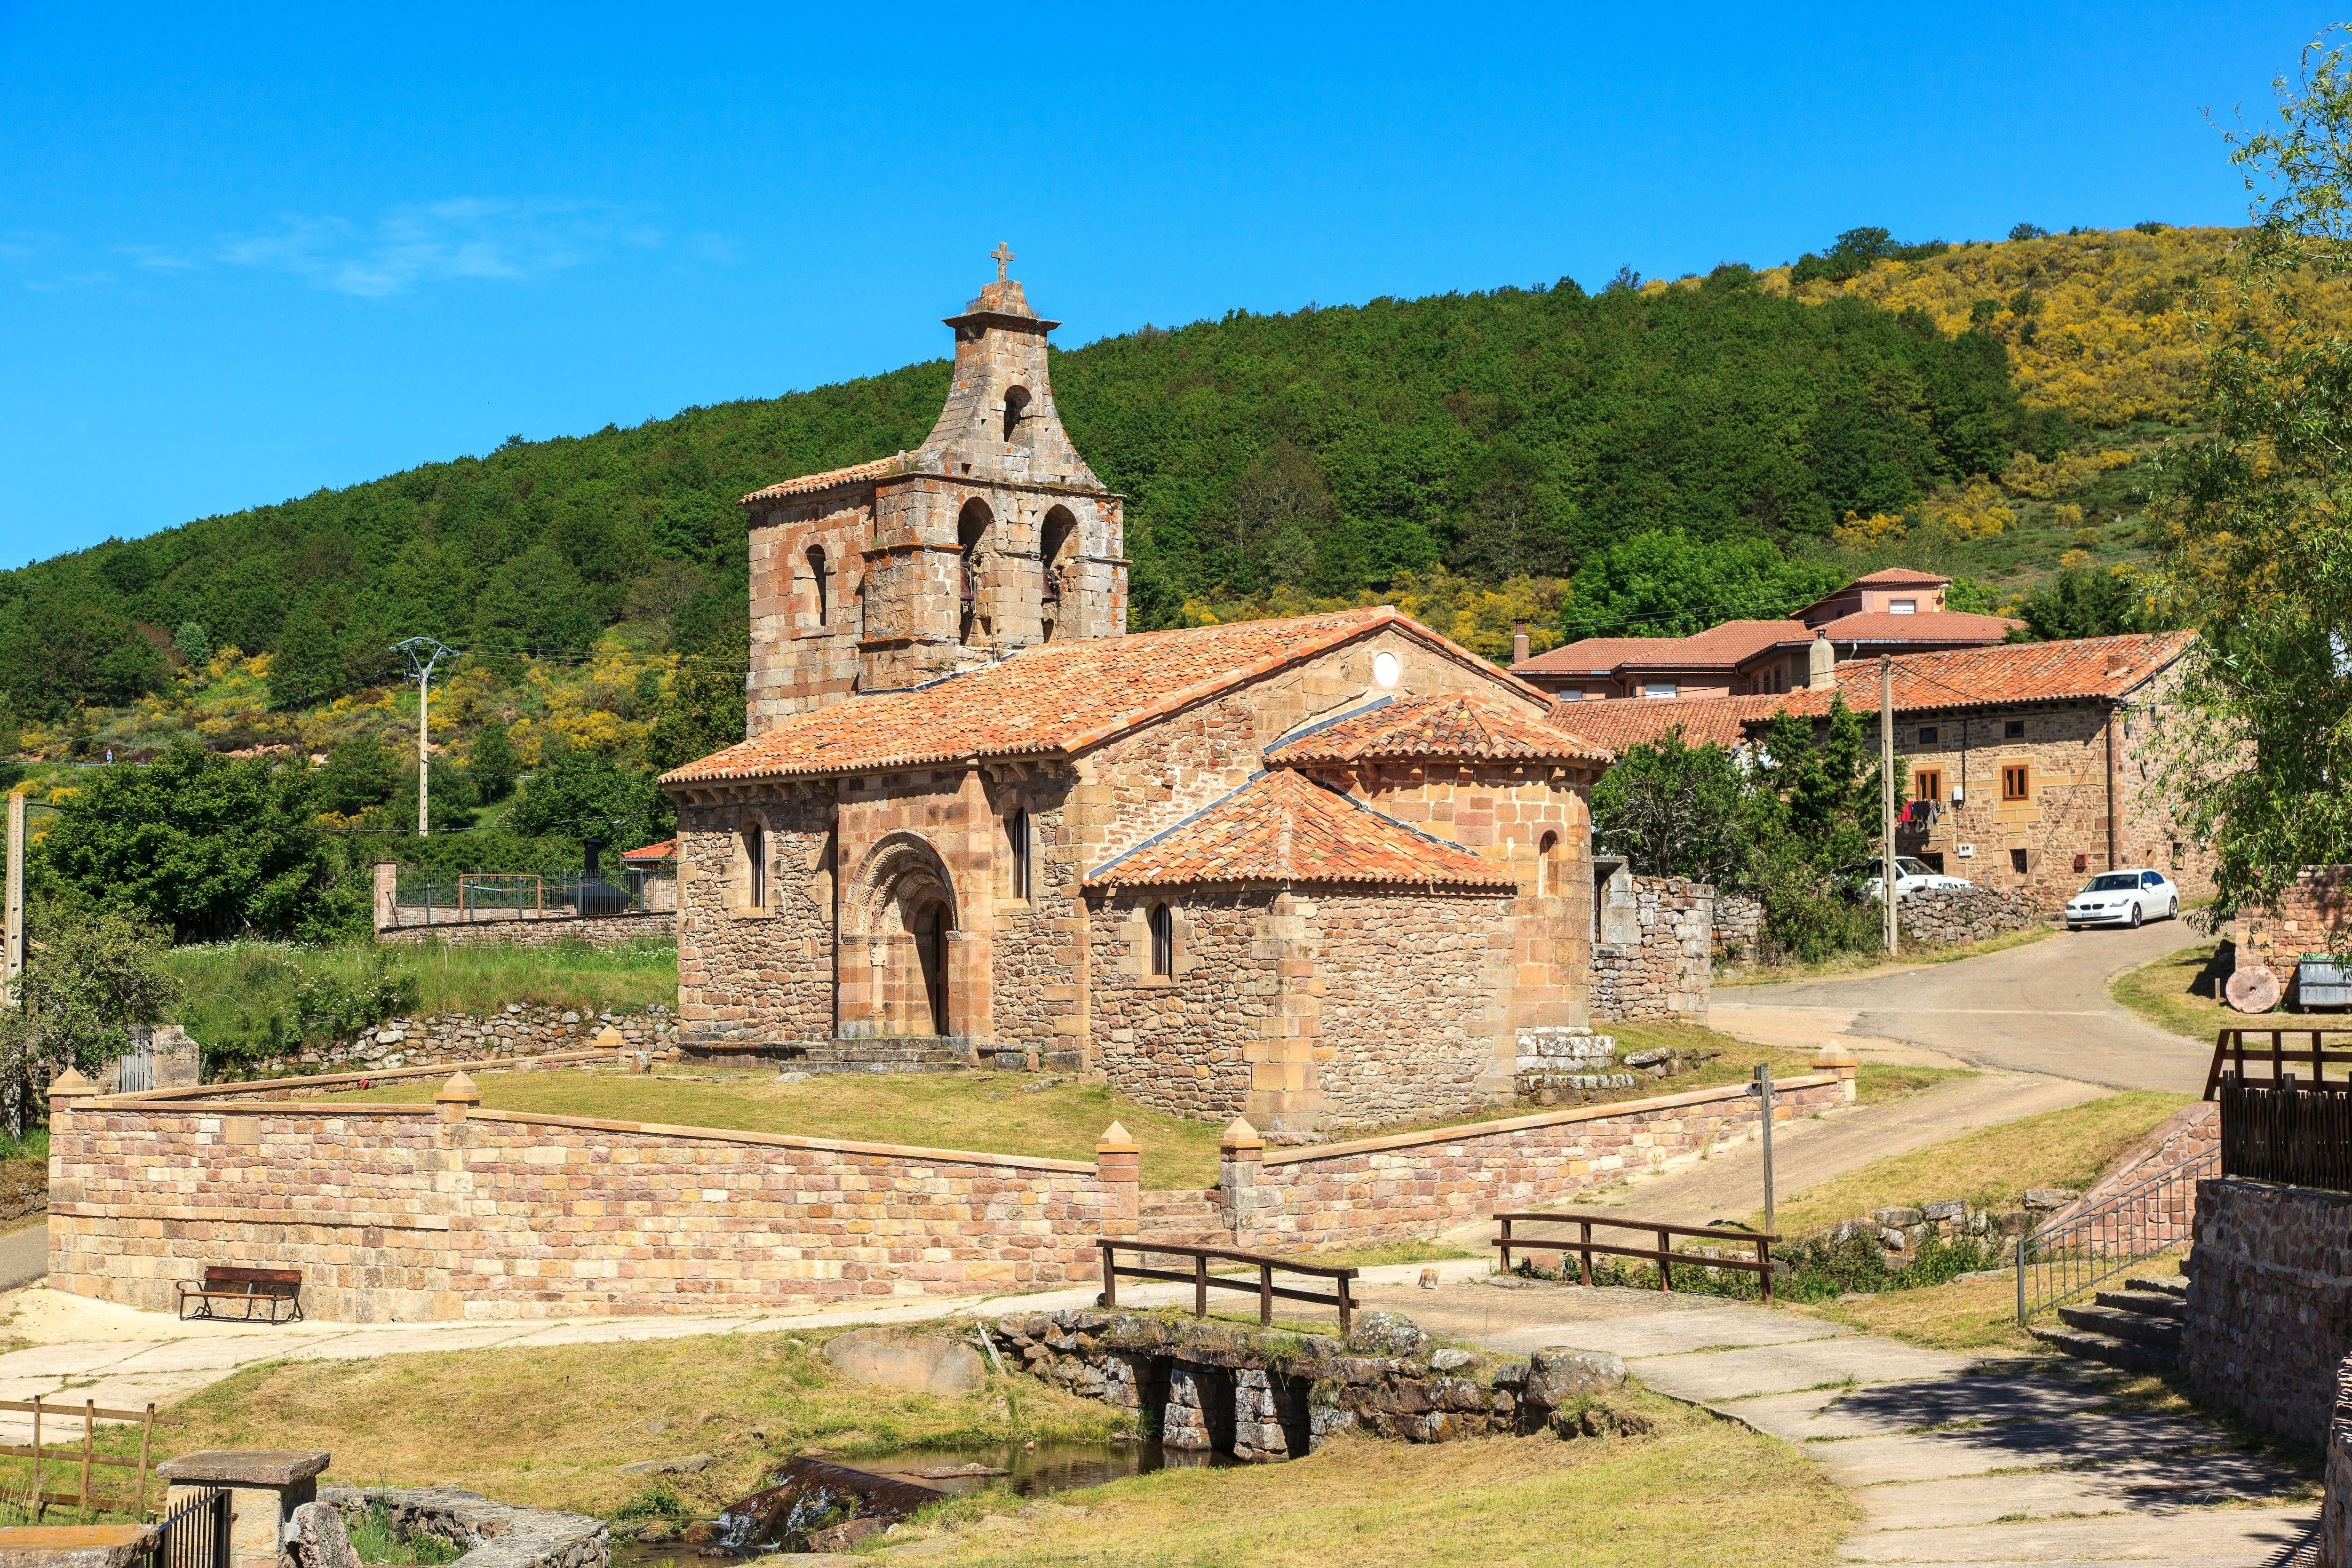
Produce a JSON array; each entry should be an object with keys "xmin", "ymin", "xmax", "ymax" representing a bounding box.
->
[{"xmin": 2015, "ymin": 1146, "xmax": 2215, "ymax": 1322}]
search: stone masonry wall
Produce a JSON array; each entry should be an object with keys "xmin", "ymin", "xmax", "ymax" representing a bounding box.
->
[
  {"xmin": 1220, "ymin": 1073, "xmax": 1848, "ymax": 1249},
  {"xmin": 47, "ymin": 1095, "xmax": 1126, "ymax": 1322},
  {"xmin": 1895, "ymin": 884, "xmax": 2044, "ymax": 947},
  {"xmin": 1590, "ymin": 876, "xmax": 1712, "ymax": 1024},
  {"xmin": 2180, "ymin": 1176, "xmax": 2352, "ymax": 1448},
  {"xmin": 2239, "ymin": 865, "xmax": 2352, "ymax": 1001},
  {"xmin": 1712, "ymin": 892, "xmax": 1763, "ymax": 961},
  {"xmin": 1089, "ymin": 889, "xmax": 1270, "ymax": 1122},
  {"xmin": 376, "ymin": 912, "xmax": 676, "ymax": 948},
  {"xmin": 231, "ymin": 1006, "xmax": 677, "ymax": 1078},
  {"xmin": 1314, "ymin": 888, "xmax": 1519, "ymax": 1126},
  {"xmin": 675, "ymin": 791, "xmax": 834, "ymax": 1042}
]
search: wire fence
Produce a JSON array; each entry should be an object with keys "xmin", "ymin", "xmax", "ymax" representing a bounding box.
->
[
  {"xmin": 390, "ymin": 866, "xmax": 666, "ymax": 921},
  {"xmin": 2015, "ymin": 1145, "xmax": 2214, "ymax": 1322}
]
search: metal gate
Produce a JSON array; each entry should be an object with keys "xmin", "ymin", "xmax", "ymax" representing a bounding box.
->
[
  {"xmin": 141, "ymin": 1485, "xmax": 228, "ymax": 1568},
  {"xmin": 117, "ymin": 1032, "xmax": 155, "ymax": 1095}
]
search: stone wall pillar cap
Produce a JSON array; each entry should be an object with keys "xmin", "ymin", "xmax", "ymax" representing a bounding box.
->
[
  {"xmin": 434, "ymin": 1070, "xmax": 482, "ymax": 1105},
  {"xmin": 155, "ymin": 1449, "xmax": 331, "ymax": 1486},
  {"xmin": 1811, "ymin": 1044, "xmax": 1858, "ymax": 1068},
  {"xmin": 1096, "ymin": 1121, "xmax": 1137, "ymax": 1152},
  {"xmin": 48, "ymin": 1067, "xmax": 97, "ymax": 1095},
  {"xmin": 1220, "ymin": 1116, "xmax": 1265, "ymax": 1151}
]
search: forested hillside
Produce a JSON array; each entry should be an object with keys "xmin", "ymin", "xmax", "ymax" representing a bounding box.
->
[{"xmin": 1, "ymin": 238, "xmax": 2112, "ymax": 727}]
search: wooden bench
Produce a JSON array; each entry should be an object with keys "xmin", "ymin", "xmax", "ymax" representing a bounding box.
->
[{"xmin": 177, "ymin": 1266, "xmax": 303, "ymax": 1323}]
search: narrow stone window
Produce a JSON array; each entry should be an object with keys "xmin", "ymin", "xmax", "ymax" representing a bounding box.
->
[
  {"xmin": 745, "ymin": 822, "xmax": 765, "ymax": 908},
  {"xmin": 1148, "ymin": 903, "xmax": 1174, "ymax": 977},
  {"xmin": 1538, "ymin": 830, "xmax": 1561, "ymax": 897},
  {"xmin": 1008, "ymin": 809, "xmax": 1031, "ymax": 901},
  {"xmin": 958, "ymin": 499, "xmax": 993, "ymax": 646},
  {"xmin": 1002, "ymin": 386, "xmax": 1031, "ymax": 445},
  {"xmin": 808, "ymin": 546, "xmax": 828, "ymax": 626}
]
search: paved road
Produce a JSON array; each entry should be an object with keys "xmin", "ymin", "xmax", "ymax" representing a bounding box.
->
[
  {"xmin": 1716, "ymin": 917, "xmax": 2216, "ymax": 1093},
  {"xmin": 0, "ymin": 1223, "xmax": 44, "ymax": 1294}
]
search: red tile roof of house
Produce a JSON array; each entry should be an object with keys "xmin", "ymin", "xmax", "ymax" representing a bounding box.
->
[
  {"xmin": 1846, "ymin": 568, "xmax": 1952, "ymax": 587},
  {"xmin": 1816, "ymin": 609, "xmax": 2023, "ymax": 644},
  {"xmin": 620, "ymin": 839, "xmax": 676, "ymax": 862},
  {"xmin": 741, "ymin": 452, "xmax": 925, "ymax": 503},
  {"xmin": 1544, "ymin": 694, "xmax": 1794, "ymax": 752},
  {"xmin": 1084, "ymin": 770, "xmax": 1517, "ymax": 890},
  {"xmin": 1514, "ymin": 621, "xmax": 1812, "ymax": 678},
  {"xmin": 1266, "ymin": 692, "xmax": 1612, "ymax": 767},
  {"xmin": 1545, "ymin": 630, "xmax": 2200, "ymax": 755},
  {"xmin": 1512, "ymin": 636, "xmax": 1669, "ymax": 677},
  {"xmin": 661, "ymin": 609, "xmax": 1549, "ymax": 784}
]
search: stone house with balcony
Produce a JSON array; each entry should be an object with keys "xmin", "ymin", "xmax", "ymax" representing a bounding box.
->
[{"xmin": 658, "ymin": 264, "xmax": 1615, "ymax": 1137}]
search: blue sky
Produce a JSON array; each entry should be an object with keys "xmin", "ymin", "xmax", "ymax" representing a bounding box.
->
[{"xmin": 0, "ymin": 1, "xmax": 2330, "ymax": 563}]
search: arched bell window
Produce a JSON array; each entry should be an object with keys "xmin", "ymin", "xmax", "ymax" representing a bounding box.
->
[
  {"xmin": 807, "ymin": 545, "xmax": 828, "ymax": 627},
  {"xmin": 1002, "ymin": 386, "xmax": 1031, "ymax": 445}
]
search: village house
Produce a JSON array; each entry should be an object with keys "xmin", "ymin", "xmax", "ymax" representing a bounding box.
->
[
  {"xmin": 1558, "ymin": 630, "xmax": 2212, "ymax": 909},
  {"xmin": 658, "ymin": 262, "xmax": 1614, "ymax": 1137},
  {"xmin": 1511, "ymin": 568, "xmax": 2020, "ymax": 702}
]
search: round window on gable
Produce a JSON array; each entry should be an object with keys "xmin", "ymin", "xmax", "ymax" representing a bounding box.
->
[{"xmin": 1372, "ymin": 651, "xmax": 1400, "ymax": 688}]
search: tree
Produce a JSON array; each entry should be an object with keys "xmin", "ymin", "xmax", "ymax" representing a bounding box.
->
[
  {"xmin": 268, "ymin": 600, "xmax": 345, "ymax": 711},
  {"xmin": 0, "ymin": 900, "xmax": 182, "ymax": 1116},
  {"xmin": 2014, "ymin": 567, "xmax": 2172, "ymax": 641},
  {"xmin": 34, "ymin": 741, "xmax": 358, "ymax": 943},
  {"xmin": 507, "ymin": 751, "xmax": 672, "ymax": 852},
  {"xmin": 1562, "ymin": 533, "xmax": 1844, "ymax": 639},
  {"xmin": 645, "ymin": 624, "xmax": 749, "ymax": 772},
  {"xmin": 469, "ymin": 722, "xmax": 519, "ymax": 802},
  {"xmin": 0, "ymin": 599, "xmax": 165, "ymax": 717},
  {"xmin": 2157, "ymin": 28, "xmax": 2352, "ymax": 921},
  {"xmin": 315, "ymin": 734, "xmax": 398, "ymax": 818},
  {"xmin": 173, "ymin": 621, "xmax": 211, "ymax": 669},
  {"xmin": 1589, "ymin": 731, "xmax": 1748, "ymax": 886},
  {"xmin": 386, "ymin": 754, "xmax": 480, "ymax": 833}
]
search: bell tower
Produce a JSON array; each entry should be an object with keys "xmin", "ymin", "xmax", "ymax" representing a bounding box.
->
[{"xmin": 738, "ymin": 250, "xmax": 1128, "ymax": 733}]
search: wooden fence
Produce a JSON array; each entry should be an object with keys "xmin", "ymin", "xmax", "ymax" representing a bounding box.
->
[
  {"xmin": 2217, "ymin": 1079, "xmax": 2352, "ymax": 1192},
  {"xmin": 2203, "ymin": 1027, "xmax": 2352, "ymax": 1098},
  {"xmin": 0, "ymin": 1397, "xmax": 160, "ymax": 1519}
]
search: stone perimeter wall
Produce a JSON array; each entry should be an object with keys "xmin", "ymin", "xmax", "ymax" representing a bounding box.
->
[
  {"xmin": 2180, "ymin": 1176, "xmax": 2352, "ymax": 1449},
  {"xmin": 1896, "ymin": 884, "xmax": 2044, "ymax": 947},
  {"xmin": 232, "ymin": 1006, "xmax": 679, "ymax": 1078},
  {"xmin": 46, "ymin": 1090, "xmax": 1126, "ymax": 1322},
  {"xmin": 1590, "ymin": 875, "xmax": 1712, "ymax": 1024},
  {"xmin": 1220, "ymin": 1072, "xmax": 1851, "ymax": 1249}
]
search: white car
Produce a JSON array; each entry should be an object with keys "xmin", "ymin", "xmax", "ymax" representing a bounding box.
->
[
  {"xmin": 1860, "ymin": 857, "xmax": 1977, "ymax": 899},
  {"xmin": 2066, "ymin": 869, "xmax": 2180, "ymax": 930}
]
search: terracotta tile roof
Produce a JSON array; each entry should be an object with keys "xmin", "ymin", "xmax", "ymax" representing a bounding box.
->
[
  {"xmin": 1846, "ymin": 568, "xmax": 1952, "ymax": 587},
  {"xmin": 1513, "ymin": 637, "xmax": 1664, "ymax": 676},
  {"xmin": 1516, "ymin": 621, "xmax": 1812, "ymax": 678},
  {"xmin": 620, "ymin": 839, "xmax": 676, "ymax": 862},
  {"xmin": 662, "ymin": 609, "xmax": 1548, "ymax": 784},
  {"xmin": 741, "ymin": 451, "xmax": 926, "ymax": 503},
  {"xmin": 1544, "ymin": 694, "xmax": 1793, "ymax": 752},
  {"xmin": 1817, "ymin": 610, "xmax": 2023, "ymax": 644},
  {"xmin": 1267, "ymin": 692, "xmax": 1611, "ymax": 766},
  {"xmin": 1085, "ymin": 770, "xmax": 1517, "ymax": 890},
  {"xmin": 1779, "ymin": 630, "xmax": 2200, "ymax": 718}
]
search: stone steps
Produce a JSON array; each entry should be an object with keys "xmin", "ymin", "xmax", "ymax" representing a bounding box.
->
[
  {"xmin": 1134, "ymin": 1190, "xmax": 1229, "ymax": 1249},
  {"xmin": 2056, "ymin": 1302, "xmax": 2182, "ymax": 1352},
  {"xmin": 2027, "ymin": 1323, "xmax": 2177, "ymax": 1375},
  {"xmin": 2092, "ymin": 1287, "xmax": 2184, "ymax": 1321},
  {"xmin": 2032, "ymin": 1273, "xmax": 2185, "ymax": 1374},
  {"xmin": 2124, "ymin": 1274, "xmax": 2187, "ymax": 1299}
]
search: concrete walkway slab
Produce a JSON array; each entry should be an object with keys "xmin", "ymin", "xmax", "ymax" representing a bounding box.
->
[
  {"xmin": 1856, "ymin": 1454, "xmax": 2315, "ymax": 1530},
  {"xmin": 1634, "ymin": 1339, "xmax": 1979, "ymax": 1401},
  {"xmin": 1809, "ymin": 1409, "xmax": 2234, "ymax": 1485},
  {"xmin": 1732, "ymin": 1370, "xmax": 2131, "ymax": 1440},
  {"xmin": 1475, "ymin": 1303, "xmax": 1844, "ymax": 1358},
  {"xmin": 1835, "ymin": 1504, "xmax": 2316, "ymax": 1562}
]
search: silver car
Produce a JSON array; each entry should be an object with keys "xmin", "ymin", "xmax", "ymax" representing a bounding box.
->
[{"xmin": 2065, "ymin": 869, "xmax": 2179, "ymax": 930}]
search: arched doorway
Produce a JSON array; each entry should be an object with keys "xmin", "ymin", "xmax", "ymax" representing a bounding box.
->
[
  {"xmin": 847, "ymin": 833, "xmax": 961, "ymax": 1039},
  {"xmin": 914, "ymin": 900, "xmax": 950, "ymax": 1035}
]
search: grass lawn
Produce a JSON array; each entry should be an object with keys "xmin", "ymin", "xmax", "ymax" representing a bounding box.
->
[
  {"xmin": 1743, "ymin": 1090, "xmax": 2189, "ymax": 1239},
  {"xmin": 1716, "ymin": 922, "xmax": 2057, "ymax": 989},
  {"xmin": 103, "ymin": 1329, "xmax": 1127, "ymax": 1520},
  {"xmin": 908, "ymin": 1401, "xmax": 1854, "ymax": 1568},
  {"xmin": 318, "ymin": 1018, "xmax": 1936, "ymax": 1193},
  {"xmin": 165, "ymin": 939, "xmax": 678, "ymax": 1055},
  {"xmin": 2110, "ymin": 939, "xmax": 2236, "ymax": 1045},
  {"xmin": 1795, "ymin": 1253, "xmax": 2190, "ymax": 1355}
]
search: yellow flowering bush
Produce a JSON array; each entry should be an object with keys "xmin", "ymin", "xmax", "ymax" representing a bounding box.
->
[{"xmin": 1832, "ymin": 511, "xmax": 1908, "ymax": 548}]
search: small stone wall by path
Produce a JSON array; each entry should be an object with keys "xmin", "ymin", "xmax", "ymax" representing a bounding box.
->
[
  {"xmin": 2239, "ymin": 864, "xmax": 2352, "ymax": 1003},
  {"xmin": 321, "ymin": 1485, "xmax": 608, "ymax": 1568},
  {"xmin": 236, "ymin": 1005, "xmax": 679, "ymax": 1077},
  {"xmin": 1713, "ymin": 892, "xmax": 1764, "ymax": 962},
  {"xmin": 1590, "ymin": 875, "xmax": 1713, "ymax": 1024},
  {"xmin": 1219, "ymin": 1070, "xmax": 1851, "ymax": 1250},
  {"xmin": 2181, "ymin": 1176, "xmax": 2352, "ymax": 1449},
  {"xmin": 1896, "ymin": 883, "xmax": 2045, "ymax": 947},
  {"xmin": 985, "ymin": 1308, "xmax": 1636, "ymax": 1458},
  {"xmin": 375, "ymin": 911, "xmax": 676, "ymax": 948}
]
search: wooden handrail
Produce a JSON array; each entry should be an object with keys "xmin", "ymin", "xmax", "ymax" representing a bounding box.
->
[
  {"xmin": 1494, "ymin": 1212, "xmax": 1780, "ymax": 1303},
  {"xmin": 2203, "ymin": 1027, "xmax": 2352, "ymax": 1100},
  {"xmin": 1097, "ymin": 1239, "xmax": 1359, "ymax": 1334}
]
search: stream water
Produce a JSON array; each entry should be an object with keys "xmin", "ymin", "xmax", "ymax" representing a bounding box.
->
[{"xmin": 610, "ymin": 1440, "xmax": 1239, "ymax": 1562}]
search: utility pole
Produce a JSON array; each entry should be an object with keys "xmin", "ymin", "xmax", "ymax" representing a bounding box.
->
[
  {"xmin": 1880, "ymin": 654, "xmax": 1898, "ymax": 956},
  {"xmin": 4, "ymin": 790, "xmax": 22, "ymax": 1005},
  {"xmin": 391, "ymin": 637, "xmax": 455, "ymax": 836}
]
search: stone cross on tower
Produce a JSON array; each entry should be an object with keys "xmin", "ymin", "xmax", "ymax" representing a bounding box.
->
[{"xmin": 991, "ymin": 241, "xmax": 1014, "ymax": 282}]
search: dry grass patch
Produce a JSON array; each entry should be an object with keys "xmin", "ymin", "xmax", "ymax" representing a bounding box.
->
[
  {"xmin": 127, "ymin": 1328, "xmax": 1124, "ymax": 1518},
  {"xmin": 1747, "ymin": 1090, "xmax": 2188, "ymax": 1238},
  {"xmin": 1717, "ymin": 923, "xmax": 2058, "ymax": 989},
  {"xmin": 1794, "ymin": 1274, "xmax": 2047, "ymax": 1353},
  {"xmin": 918, "ymin": 1401, "xmax": 1854, "ymax": 1568},
  {"xmin": 2110, "ymin": 940, "xmax": 2235, "ymax": 1045}
]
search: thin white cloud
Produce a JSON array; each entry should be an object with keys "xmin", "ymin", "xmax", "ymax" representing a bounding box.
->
[
  {"xmin": 216, "ymin": 198, "xmax": 661, "ymax": 298},
  {"xmin": 117, "ymin": 245, "xmax": 201, "ymax": 272}
]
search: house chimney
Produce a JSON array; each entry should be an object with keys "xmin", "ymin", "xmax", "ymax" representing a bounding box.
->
[
  {"xmin": 1512, "ymin": 621, "xmax": 1530, "ymax": 666},
  {"xmin": 1808, "ymin": 630, "xmax": 1836, "ymax": 691}
]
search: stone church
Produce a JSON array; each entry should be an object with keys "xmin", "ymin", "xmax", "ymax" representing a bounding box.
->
[{"xmin": 659, "ymin": 261, "xmax": 1613, "ymax": 1135}]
